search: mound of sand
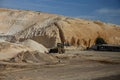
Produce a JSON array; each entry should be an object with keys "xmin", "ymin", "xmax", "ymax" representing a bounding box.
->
[
  {"xmin": 0, "ymin": 41, "xmax": 31, "ymax": 61},
  {"xmin": 9, "ymin": 51, "xmax": 56, "ymax": 63},
  {"xmin": 21, "ymin": 39, "xmax": 48, "ymax": 53},
  {"xmin": 0, "ymin": 41, "xmax": 57, "ymax": 63}
]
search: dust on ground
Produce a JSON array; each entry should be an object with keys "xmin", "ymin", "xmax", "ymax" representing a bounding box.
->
[{"xmin": 0, "ymin": 50, "xmax": 120, "ymax": 80}]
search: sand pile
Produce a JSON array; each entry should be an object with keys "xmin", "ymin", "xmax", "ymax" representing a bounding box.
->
[
  {"xmin": 0, "ymin": 41, "xmax": 57, "ymax": 63},
  {"xmin": 0, "ymin": 41, "xmax": 31, "ymax": 61},
  {"xmin": 9, "ymin": 51, "xmax": 56, "ymax": 63},
  {"xmin": 21, "ymin": 39, "xmax": 48, "ymax": 53}
]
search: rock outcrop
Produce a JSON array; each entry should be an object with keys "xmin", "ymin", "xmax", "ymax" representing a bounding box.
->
[{"xmin": 0, "ymin": 8, "xmax": 120, "ymax": 49}]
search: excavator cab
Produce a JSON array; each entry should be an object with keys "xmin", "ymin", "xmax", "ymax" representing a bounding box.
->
[{"xmin": 49, "ymin": 43, "xmax": 65, "ymax": 54}]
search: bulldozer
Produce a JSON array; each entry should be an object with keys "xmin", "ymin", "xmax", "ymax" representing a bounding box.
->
[{"xmin": 49, "ymin": 43, "xmax": 65, "ymax": 54}]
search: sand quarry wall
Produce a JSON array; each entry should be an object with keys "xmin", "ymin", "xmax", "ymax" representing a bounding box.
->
[{"xmin": 0, "ymin": 8, "xmax": 120, "ymax": 49}]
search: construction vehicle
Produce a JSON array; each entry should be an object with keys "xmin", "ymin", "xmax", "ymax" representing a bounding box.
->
[
  {"xmin": 49, "ymin": 43, "xmax": 65, "ymax": 54},
  {"xmin": 90, "ymin": 44, "xmax": 120, "ymax": 52}
]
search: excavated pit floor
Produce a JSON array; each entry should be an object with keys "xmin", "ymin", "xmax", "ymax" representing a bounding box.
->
[{"xmin": 0, "ymin": 51, "xmax": 120, "ymax": 80}]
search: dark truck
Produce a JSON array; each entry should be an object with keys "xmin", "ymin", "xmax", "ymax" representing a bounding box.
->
[
  {"xmin": 91, "ymin": 44, "xmax": 120, "ymax": 52},
  {"xmin": 49, "ymin": 43, "xmax": 65, "ymax": 54}
]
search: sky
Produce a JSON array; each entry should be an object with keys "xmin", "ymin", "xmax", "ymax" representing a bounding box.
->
[{"xmin": 0, "ymin": 0, "xmax": 120, "ymax": 25}]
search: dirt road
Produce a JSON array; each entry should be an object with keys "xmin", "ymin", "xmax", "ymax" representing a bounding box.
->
[{"xmin": 0, "ymin": 51, "xmax": 120, "ymax": 80}]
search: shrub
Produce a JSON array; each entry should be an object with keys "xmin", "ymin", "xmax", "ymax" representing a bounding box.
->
[{"xmin": 95, "ymin": 37, "xmax": 107, "ymax": 45}]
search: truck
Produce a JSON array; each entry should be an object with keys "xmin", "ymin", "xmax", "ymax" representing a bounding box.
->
[{"xmin": 49, "ymin": 43, "xmax": 65, "ymax": 54}]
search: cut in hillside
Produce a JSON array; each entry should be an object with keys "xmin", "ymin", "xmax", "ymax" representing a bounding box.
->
[{"xmin": 0, "ymin": 8, "xmax": 120, "ymax": 49}]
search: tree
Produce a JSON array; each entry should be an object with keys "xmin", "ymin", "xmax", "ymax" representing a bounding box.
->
[{"xmin": 95, "ymin": 37, "xmax": 107, "ymax": 45}]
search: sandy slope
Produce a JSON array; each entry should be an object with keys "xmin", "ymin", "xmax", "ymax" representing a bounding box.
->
[
  {"xmin": 0, "ymin": 40, "xmax": 56, "ymax": 63},
  {"xmin": 0, "ymin": 8, "xmax": 120, "ymax": 49}
]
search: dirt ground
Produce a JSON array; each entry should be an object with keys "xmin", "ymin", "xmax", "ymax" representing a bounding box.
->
[{"xmin": 0, "ymin": 51, "xmax": 120, "ymax": 80}]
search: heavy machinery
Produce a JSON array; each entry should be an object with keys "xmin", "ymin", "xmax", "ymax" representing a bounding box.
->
[{"xmin": 49, "ymin": 43, "xmax": 65, "ymax": 54}]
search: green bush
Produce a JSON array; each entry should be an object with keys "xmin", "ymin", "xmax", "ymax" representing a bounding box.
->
[{"xmin": 95, "ymin": 37, "xmax": 107, "ymax": 45}]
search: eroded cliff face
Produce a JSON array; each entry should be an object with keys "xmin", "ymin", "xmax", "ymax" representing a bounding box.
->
[{"xmin": 0, "ymin": 8, "xmax": 120, "ymax": 48}]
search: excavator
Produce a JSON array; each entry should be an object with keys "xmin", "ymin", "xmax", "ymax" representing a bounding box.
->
[{"xmin": 49, "ymin": 43, "xmax": 65, "ymax": 54}]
